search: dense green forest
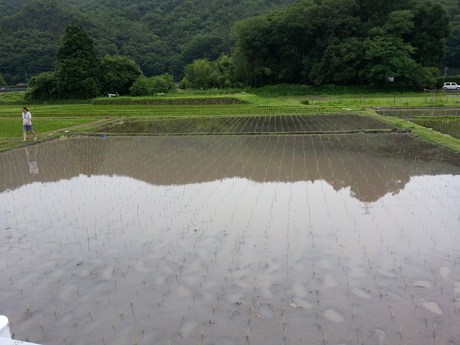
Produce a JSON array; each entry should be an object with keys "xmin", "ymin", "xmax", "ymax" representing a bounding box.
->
[
  {"xmin": 225, "ymin": 0, "xmax": 452, "ymax": 87},
  {"xmin": 0, "ymin": 0, "xmax": 458, "ymax": 90},
  {"xmin": 0, "ymin": 0, "xmax": 300, "ymax": 84}
]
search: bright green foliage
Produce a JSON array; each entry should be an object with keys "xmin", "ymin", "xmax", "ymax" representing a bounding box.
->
[
  {"xmin": 361, "ymin": 5, "xmax": 446, "ymax": 87},
  {"xmin": 129, "ymin": 76, "xmax": 152, "ymax": 96},
  {"xmin": 213, "ymin": 55, "xmax": 240, "ymax": 88},
  {"xmin": 100, "ymin": 55, "xmax": 142, "ymax": 95},
  {"xmin": 150, "ymin": 74, "xmax": 176, "ymax": 94},
  {"xmin": 364, "ymin": 29, "xmax": 416, "ymax": 84},
  {"xmin": 56, "ymin": 23, "xmax": 101, "ymax": 99},
  {"xmin": 181, "ymin": 55, "xmax": 240, "ymax": 89},
  {"xmin": 129, "ymin": 74, "xmax": 175, "ymax": 96},
  {"xmin": 182, "ymin": 59, "xmax": 215, "ymax": 89}
]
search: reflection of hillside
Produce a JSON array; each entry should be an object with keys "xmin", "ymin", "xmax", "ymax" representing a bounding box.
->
[
  {"xmin": 1, "ymin": 134, "xmax": 459, "ymax": 202},
  {"xmin": 65, "ymin": 138, "xmax": 110, "ymax": 175}
]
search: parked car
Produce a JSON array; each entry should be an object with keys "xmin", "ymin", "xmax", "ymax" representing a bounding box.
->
[{"xmin": 443, "ymin": 82, "xmax": 460, "ymax": 90}]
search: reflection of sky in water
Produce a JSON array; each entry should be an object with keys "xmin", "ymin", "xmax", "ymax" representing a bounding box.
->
[
  {"xmin": 1, "ymin": 136, "xmax": 460, "ymax": 345},
  {"xmin": 2, "ymin": 173, "xmax": 460, "ymax": 345}
]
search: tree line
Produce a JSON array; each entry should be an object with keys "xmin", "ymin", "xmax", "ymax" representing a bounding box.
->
[
  {"xmin": 25, "ymin": 24, "xmax": 176, "ymax": 100},
  {"xmin": 2, "ymin": 0, "xmax": 457, "ymax": 98},
  {"xmin": 223, "ymin": 0, "xmax": 452, "ymax": 87}
]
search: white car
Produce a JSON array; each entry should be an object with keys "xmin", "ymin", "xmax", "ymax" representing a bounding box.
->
[{"xmin": 443, "ymin": 82, "xmax": 460, "ymax": 90}]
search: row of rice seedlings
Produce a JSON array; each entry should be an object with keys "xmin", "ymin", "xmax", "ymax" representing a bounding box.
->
[
  {"xmin": 99, "ymin": 113, "xmax": 399, "ymax": 135},
  {"xmin": 208, "ymin": 116, "xmax": 254, "ymax": 133},
  {"xmin": 3, "ymin": 139, "xmax": 180, "ymax": 342},
  {"xmin": 293, "ymin": 133, "xmax": 457, "ymax": 344},
  {"xmin": 227, "ymin": 135, "xmax": 286, "ymax": 332},
  {"xmin": 67, "ymin": 136, "xmax": 460, "ymax": 344},
  {"xmin": 377, "ymin": 108, "xmax": 460, "ymax": 118},
  {"xmin": 240, "ymin": 136, "xmax": 269, "ymax": 182},
  {"xmin": 2, "ymin": 133, "xmax": 459, "ymax": 344},
  {"xmin": 381, "ymin": 166, "xmax": 455, "ymax": 342},
  {"xmin": 0, "ymin": 133, "xmax": 360, "ymax": 344},
  {"xmin": 1, "ymin": 104, "xmax": 344, "ymax": 120},
  {"xmin": 412, "ymin": 117, "xmax": 460, "ymax": 139},
  {"xmin": 165, "ymin": 136, "xmax": 280, "ymax": 342}
]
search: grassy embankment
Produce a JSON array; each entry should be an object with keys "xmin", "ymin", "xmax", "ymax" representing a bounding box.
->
[{"xmin": 0, "ymin": 87, "xmax": 459, "ymax": 153}]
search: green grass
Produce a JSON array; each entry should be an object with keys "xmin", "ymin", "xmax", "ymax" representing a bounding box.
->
[
  {"xmin": 0, "ymin": 102, "xmax": 344, "ymax": 118},
  {"xmin": 0, "ymin": 118, "xmax": 102, "ymax": 139},
  {"xmin": 0, "ymin": 91, "xmax": 26, "ymax": 103},
  {"xmin": 364, "ymin": 109, "xmax": 460, "ymax": 153},
  {"xmin": 0, "ymin": 90, "xmax": 459, "ymax": 153}
]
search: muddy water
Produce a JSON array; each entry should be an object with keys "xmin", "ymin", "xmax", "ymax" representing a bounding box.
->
[{"xmin": 1, "ymin": 134, "xmax": 459, "ymax": 345}]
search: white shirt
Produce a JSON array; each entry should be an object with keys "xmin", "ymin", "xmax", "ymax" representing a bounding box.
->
[{"xmin": 22, "ymin": 111, "xmax": 32, "ymax": 125}]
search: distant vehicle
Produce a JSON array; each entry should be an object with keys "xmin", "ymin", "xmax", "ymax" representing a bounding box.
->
[{"xmin": 443, "ymin": 82, "xmax": 460, "ymax": 90}]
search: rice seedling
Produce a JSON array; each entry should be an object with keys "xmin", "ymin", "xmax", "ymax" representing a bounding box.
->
[{"xmin": 0, "ymin": 129, "xmax": 459, "ymax": 345}]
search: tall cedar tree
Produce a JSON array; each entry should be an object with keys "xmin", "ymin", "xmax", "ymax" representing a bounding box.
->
[{"xmin": 56, "ymin": 23, "xmax": 101, "ymax": 99}]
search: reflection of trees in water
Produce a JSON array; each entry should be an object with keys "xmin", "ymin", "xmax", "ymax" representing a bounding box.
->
[
  {"xmin": 1, "ymin": 134, "xmax": 459, "ymax": 202},
  {"xmin": 316, "ymin": 134, "xmax": 413, "ymax": 202},
  {"xmin": 230, "ymin": 134, "xmax": 459, "ymax": 202},
  {"xmin": 65, "ymin": 138, "xmax": 110, "ymax": 175},
  {"xmin": 320, "ymin": 152, "xmax": 410, "ymax": 203}
]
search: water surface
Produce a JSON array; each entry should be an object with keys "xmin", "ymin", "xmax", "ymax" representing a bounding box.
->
[{"xmin": 1, "ymin": 134, "xmax": 459, "ymax": 345}]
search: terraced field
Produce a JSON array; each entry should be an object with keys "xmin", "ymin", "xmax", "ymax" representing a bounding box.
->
[
  {"xmin": 1, "ymin": 100, "xmax": 459, "ymax": 345},
  {"xmin": 377, "ymin": 108, "xmax": 460, "ymax": 139},
  {"xmin": 98, "ymin": 114, "xmax": 396, "ymax": 135}
]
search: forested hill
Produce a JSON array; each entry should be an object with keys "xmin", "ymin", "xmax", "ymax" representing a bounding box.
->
[
  {"xmin": 1, "ymin": 0, "xmax": 459, "ymax": 86},
  {"xmin": 0, "ymin": 0, "xmax": 301, "ymax": 84}
]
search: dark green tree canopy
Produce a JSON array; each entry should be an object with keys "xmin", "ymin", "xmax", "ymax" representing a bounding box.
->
[
  {"xmin": 26, "ymin": 23, "xmax": 146, "ymax": 100},
  {"xmin": 231, "ymin": 0, "xmax": 451, "ymax": 88},
  {"xmin": 181, "ymin": 35, "xmax": 226, "ymax": 65},
  {"xmin": 0, "ymin": 0, "xmax": 301, "ymax": 84},
  {"xmin": 100, "ymin": 55, "xmax": 142, "ymax": 95},
  {"xmin": 129, "ymin": 73, "xmax": 175, "ymax": 96},
  {"xmin": 56, "ymin": 23, "xmax": 101, "ymax": 98},
  {"xmin": 1, "ymin": 0, "xmax": 457, "ymax": 88},
  {"xmin": 25, "ymin": 71, "xmax": 59, "ymax": 101}
]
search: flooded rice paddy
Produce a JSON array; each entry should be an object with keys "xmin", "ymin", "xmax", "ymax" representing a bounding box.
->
[
  {"xmin": 1, "ymin": 133, "xmax": 460, "ymax": 345},
  {"xmin": 376, "ymin": 108, "xmax": 460, "ymax": 139},
  {"xmin": 411, "ymin": 118, "xmax": 460, "ymax": 139},
  {"xmin": 99, "ymin": 114, "xmax": 395, "ymax": 135}
]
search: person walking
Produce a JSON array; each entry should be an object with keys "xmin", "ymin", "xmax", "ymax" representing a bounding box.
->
[{"xmin": 22, "ymin": 107, "xmax": 37, "ymax": 141}]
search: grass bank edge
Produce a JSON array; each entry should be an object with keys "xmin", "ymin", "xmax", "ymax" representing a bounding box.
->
[{"xmin": 365, "ymin": 109, "xmax": 460, "ymax": 153}]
